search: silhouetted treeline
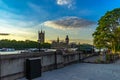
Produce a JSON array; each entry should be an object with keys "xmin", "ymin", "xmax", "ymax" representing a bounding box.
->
[
  {"xmin": 0, "ymin": 39, "xmax": 51, "ymax": 50},
  {"xmin": 77, "ymin": 44, "xmax": 94, "ymax": 53}
]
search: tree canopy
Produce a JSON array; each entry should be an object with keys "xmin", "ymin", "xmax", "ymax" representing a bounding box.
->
[
  {"xmin": 0, "ymin": 39, "xmax": 51, "ymax": 50},
  {"xmin": 93, "ymin": 8, "xmax": 120, "ymax": 53}
]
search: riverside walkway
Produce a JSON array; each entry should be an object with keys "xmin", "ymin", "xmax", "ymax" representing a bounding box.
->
[
  {"xmin": 115, "ymin": 59, "xmax": 120, "ymax": 64},
  {"xmin": 19, "ymin": 62, "xmax": 120, "ymax": 80}
]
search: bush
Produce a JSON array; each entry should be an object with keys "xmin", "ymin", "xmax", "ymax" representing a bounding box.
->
[{"xmin": 106, "ymin": 53, "xmax": 119, "ymax": 63}]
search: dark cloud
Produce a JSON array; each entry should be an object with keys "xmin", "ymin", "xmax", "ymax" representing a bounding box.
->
[
  {"xmin": 54, "ymin": 17, "xmax": 96, "ymax": 28},
  {"xmin": 44, "ymin": 17, "xmax": 96, "ymax": 29},
  {"xmin": 0, "ymin": 33, "xmax": 10, "ymax": 36}
]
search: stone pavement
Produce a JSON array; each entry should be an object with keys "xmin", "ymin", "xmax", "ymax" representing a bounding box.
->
[
  {"xmin": 18, "ymin": 63, "xmax": 120, "ymax": 80},
  {"xmin": 83, "ymin": 56, "xmax": 100, "ymax": 63},
  {"xmin": 115, "ymin": 59, "xmax": 120, "ymax": 64}
]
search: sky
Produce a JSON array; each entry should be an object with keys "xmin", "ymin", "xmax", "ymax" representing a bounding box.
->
[{"xmin": 0, "ymin": 0, "xmax": 120, "ymax": 44}]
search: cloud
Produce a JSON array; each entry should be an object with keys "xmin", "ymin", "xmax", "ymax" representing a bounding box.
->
[
  {"xmin": 70, "ymin": 39, "xmax": 93, "ymax": 44},
  {"xmin": 0, "ymin": 0, "xmax": 22, "ymax": 19},
  {"xmin": 0, "ymin": 10, "xmax": 23, "ymax": 20},
  {"xmin": 0, "ymin": 18, "xmax": 37, "ymax": 41},
  {"xmin": 56, "ymin": 0, "xmax": 74, "ymax": 8},
  {"xmin": 28, "ymin": 3, "xmax": 49, "ymax": 19},
  {"xmin": 0, "ymin": 0, "xmax": 15, "ymax": 11},
  {"xmin": 44, "ymin": 17, "xmax": 96, "ymax": 30}
]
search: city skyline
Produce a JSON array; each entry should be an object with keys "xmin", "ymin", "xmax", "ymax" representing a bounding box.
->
[{"xmin": 0, "ymin": 0, "xmax": 120, "ymax": 44}]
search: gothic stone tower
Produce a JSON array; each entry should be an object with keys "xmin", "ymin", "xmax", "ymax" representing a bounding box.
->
[
  {"xmin": 65, "ymin": 35, "xmax": 69, "ymax": 45},
  {"xmin": 38, "ymin": 30, "xmax": 45, "ymax": 43}
]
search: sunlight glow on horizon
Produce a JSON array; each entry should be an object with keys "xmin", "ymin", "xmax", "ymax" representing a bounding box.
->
[{"xmin": 0, "ymin": 0, "xmax": 120, "ymax": 44}]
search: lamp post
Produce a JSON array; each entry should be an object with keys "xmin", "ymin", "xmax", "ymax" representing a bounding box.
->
[{"xmin": 38, "ymin": 40, "xmax": 41, "ymax": 52}]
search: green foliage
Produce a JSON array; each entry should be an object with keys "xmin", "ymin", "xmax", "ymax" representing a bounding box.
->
[
  {"xmin": 105, "ymin": 53, "xmax": 119, "ymax": 62},
  {"xmin": 95, "ymin": 57, "xmax": 106, "ymax": 63},
  {"xmin": 96, "ymin": 58, "xmax": 102, "ymax": 63},
  {"xmin": 77, "ymin": 44, "xmax": 94, "ymax": 51},
  {"xmin": 41, "ymin": 43, "xmax": 51, "ymax": 49},
  {"xmin": 0, "ymin": 39, "xmax": 51, "ymax": 50},
  {"xmin": 106, "ymin": 54, "xmax": 112, "ymax": 62},
  {"xmin": 93, "ymin": 8, "xmax": 120, "ymax": 53}
]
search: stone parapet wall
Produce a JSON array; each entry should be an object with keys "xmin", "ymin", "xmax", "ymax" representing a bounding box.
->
[{"xmin": 0, "ymin": 51, "xmax": 86, "ymax": 80}]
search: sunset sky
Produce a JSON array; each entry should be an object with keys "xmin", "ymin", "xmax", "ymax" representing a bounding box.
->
[{"xmin": 0, "ymin": 0, "xmax": 120, "ymax": 44}]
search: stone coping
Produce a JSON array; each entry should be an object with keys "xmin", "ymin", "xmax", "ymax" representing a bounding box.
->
[
  {"xmin": 0, "ymin": 51, "xmax": 80, "ymax": 60},
  {"xmin": 0, "ymin": 51, "xmax": 55, "ymax": 60}
]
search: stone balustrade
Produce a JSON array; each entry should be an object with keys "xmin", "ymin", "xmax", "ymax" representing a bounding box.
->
[{"xmin": 0, "ymin": 51, "xmax": 88, "ymax": 80}]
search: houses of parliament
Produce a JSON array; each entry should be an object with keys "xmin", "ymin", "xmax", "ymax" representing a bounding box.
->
[
  {"xmin": 38, "ymin": 30, "xmax": 70, "ymax": 49},
  {"xmin": 38, "ymin": 30, "xmax": 45, "ymax": 44}
]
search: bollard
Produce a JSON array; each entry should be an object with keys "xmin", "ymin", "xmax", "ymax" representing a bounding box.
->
[{"xmin": 54, "ymin": 52, "xmax": 57, "ymax": 69}]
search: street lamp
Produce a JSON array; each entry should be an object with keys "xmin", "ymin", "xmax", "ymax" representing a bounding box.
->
[{"xmin": 38, "ymin": 40, "xmax": 41, "ymax": 52}]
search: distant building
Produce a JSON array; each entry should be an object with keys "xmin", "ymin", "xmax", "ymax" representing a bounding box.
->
[
  {"xmin": 38, "ymin": 30, "xmax": 45, "ymax": 43},
  {"xmin": 70, "ymin": 42, "xmax": 77, "ymax": 48},
  {"xmin": 51, "ymin": 35, "xmax": 70, "ymax": 49}
]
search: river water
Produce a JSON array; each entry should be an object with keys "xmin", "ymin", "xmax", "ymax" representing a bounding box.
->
[{"xmin": 0, "ymin": 50, "xmax": 24, "ymax": 55}]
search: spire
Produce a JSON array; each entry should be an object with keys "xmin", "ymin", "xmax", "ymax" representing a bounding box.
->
[
  {"xmin": 38, "ymin": 25, "xmax": 45, "ymax": 43},
  {"xmin": 65, "ymin": 35, "xmax": 69, "ymax": 45},
  {"xmin": 57, "ymin": 36, "xmax": 59, "ymax": 43}
]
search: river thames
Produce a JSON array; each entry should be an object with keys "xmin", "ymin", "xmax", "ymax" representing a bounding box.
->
[{"xmin": 0, "ymin": 50, "xmax": 24, "ymax": 55}]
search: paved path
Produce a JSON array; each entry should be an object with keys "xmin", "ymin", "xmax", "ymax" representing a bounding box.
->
[
  {"xmin": 115, "ymin": 59, "xmax": 120, "ymax": 64},
  {"xmin": 19, "ymin": 63, "xmax": 120, "ymax": 80},
  {"xmin": 83, "ymin": 56, "xmax": 100, "ymax": 62}
]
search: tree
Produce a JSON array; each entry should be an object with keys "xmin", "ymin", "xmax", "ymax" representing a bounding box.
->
[
  {"xmin": 114, "ymin": 27, "xmax": 120, "ymax": 52},
  {"xmin": 93, "ymin": 8, "xmax": 120, "ymax": 53},
  {"xmin": 0, "ymin": 39, "xmax": 51, "ymax": 50}
]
